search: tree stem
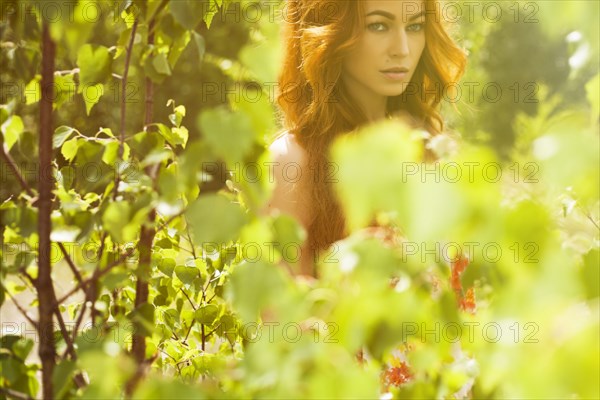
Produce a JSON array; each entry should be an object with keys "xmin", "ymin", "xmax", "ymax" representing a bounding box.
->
[{"xmin": 37, "ymin": 20, "xmax": 56, "ymax": 400}]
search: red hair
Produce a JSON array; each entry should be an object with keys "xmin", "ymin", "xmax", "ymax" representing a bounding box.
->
[{"xmin": 275, "ymin": 0, "xmax": 467, "ymax": 266}]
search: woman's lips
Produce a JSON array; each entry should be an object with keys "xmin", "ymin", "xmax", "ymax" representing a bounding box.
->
[{"xmin": 381, "ymin": 71, "xmax": 408, "ymax": 80}]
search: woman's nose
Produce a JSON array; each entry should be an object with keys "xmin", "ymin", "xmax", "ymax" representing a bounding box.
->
[{"xmin": 389, "ymin": 30, "xmax": 410, "ymax": 57}]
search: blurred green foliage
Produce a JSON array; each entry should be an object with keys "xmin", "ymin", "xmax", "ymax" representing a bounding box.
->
[{"xmin": 1, "ymin": 1, "xmax": 598, "ymax": 399}]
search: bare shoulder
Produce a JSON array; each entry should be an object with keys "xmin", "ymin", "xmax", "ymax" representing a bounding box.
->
[
  {"xmin": 268, "ymin": 131, "xmax": 307, "ymax": 166},
  {"xmin": 265, "ymin": 132, "xmax": 316, "ymax": 277},
  {"xmin": 265, "ymin": 131, "xmax": 312, "ymax": 227}
]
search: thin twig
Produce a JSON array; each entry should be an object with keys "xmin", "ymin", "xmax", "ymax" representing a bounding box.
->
[
  {"xmin": 71, "ymin": 300, "xmax": 88, "ymax": 343},
  {"xmin": 180, "ymin": 288, "xmax": 197, "ymax": 311},
  {"xmin": 203, "ymin": 325, "xmax": 220, "ymax": 341},
  {"xmin": 585, "ymin": 213, "xmax": 600, "ymax": 230},
  {"xmin": 1, "ymin": 144, "xmax": 35, "ymax": 198},
  {"xmin": 154, "ymin": 210, "xmax": 186, "ymax": 233},
  {"xmin": 0, "ymin": 388, "xmax": 33, "ymax": 400},
  {"xmin": 89, "ymin": 230, "xmax": 114, "ymax": 324},
  {"xmin": 55, "ymin": 68, "xmax": 122, "ymax": 80},
  {"xmin": 185, "ymin": 225, "xmax": 198, "ymax": 259},
  {"xmin": 53, "ymin": 304, "xmax": 77, "ymax": 360},
  {"xmin": 18, "ymin": 273, "xmax": 36, "ymax": 290},
  {"xmin": 3, "ymin": 284, "xmax": 38, "ymax": 328},
  {"xmin": 54, "ymin": 251, "xmax": 131, "ymax": 306},
  {"xmin": 146, "ymin": 0, "xmax": 170, "ymax": 39},
  {"xmin": 114, "ymin": 19, "xmax": 139, "ymax": 200},
  {"xmin": 183, "ymin": 321, "xmax": 194, "ymax": 344},
  {"xmin": 58, "ymin": 242, "xmax": 85, "ymax": 286},
  {"xmin": 159, "ymin": 349, "xmax": 183, "ymax": 375},
  {"xmin": 54, "ymin": 68, "xmax": 79, "ymax": 76},
  {"xmin": 206, "ymin": 292, "xmax": 218, "ymax": 304}
]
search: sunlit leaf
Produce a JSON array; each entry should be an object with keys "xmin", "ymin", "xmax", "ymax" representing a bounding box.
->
[{"xmin": 186, "ymin": 193, "xmax": 248, "ymax": 245}]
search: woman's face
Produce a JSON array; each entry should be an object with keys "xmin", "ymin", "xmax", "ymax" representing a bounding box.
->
[{"xmin": 341, "ymin": 0, "xmax": 426, "ymax": 117}]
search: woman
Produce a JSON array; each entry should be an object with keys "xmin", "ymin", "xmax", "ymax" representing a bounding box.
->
[{"xmin": 266, "ymin": 0, "xmax": 467, "ymax": 277}]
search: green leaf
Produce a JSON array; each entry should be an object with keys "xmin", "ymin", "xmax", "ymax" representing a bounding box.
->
[
  {"xmin": 162, "ymin": 308, "xmax": 180, "ymax": 330},
  {"xmin": 54, "ymin": 74, "xmax": 76, "ymax": 109},
  {"xmin": 152, "ymin": 53, "xmax": 172, "ymax": 76},
  {"xmin": 227, "ymin": 261, "xmax": 289, "ymax": 323},
  {"xmin": 203, "ymin": 0, "xmax": 220, "ymax": 29},
  {"xmin": 0, "ymin": 335, "xmax": 21, "ymax": 351},
  {"xmin": 61, "ymin": 137, "xmax": 80, "ymax": 162},
  {"xmin": 53, "ymin": 126, "xmax": 75, "ymax": 149},
  {"xmin": 129, "ymin": 131, "xmax": 165, "ymax": 157},
  {"xmin": 153, "ymin": 294, "xmax": 168, "ymax": 306},
  {"xmin": 158, "ymin": 162, "xmax": 179, "ymax": 202},
  {"xmin": 239, "ymin": 20, "xmax": 282, "ymax": 83},
  {"xmin": 153, "ymin": 123, "xmax": 184, "ymax": 148},
  {"xmin": 158, "ymin": 257, "xmax": 176, "ymax": 277},
  {"xmin": 174, "ymin": 265, "xmax": 197, "ymax": 285},
  {"xmin": 330, "ymin": 120, "xmax": 423, "ymax": 231},
  {"xmin": 0, "ymin": 107, "xmax": 7, "ymax": 126},
  {"xmin": 586, "ymin": 73, "xmax": 599, "ymax": 120},
  {"xmin": 192, "ymin": 353, "xmax": 223, "ymax": 374},
  {"xmin": 186, "ymin": 194, "xmax": 248, "ymax": 245},
  {"xmin": 77, "ymin": 44, "xmax": 112, "ymax": 87},
  {"xmin": 169, "ymin": 0, "xmax": 209, "ymax": 30},
  {"xmin": 101, "ymin": 141, "xmax": 119, "ymax": 166},
  {"xmin": 1, "ymin": 115, "xmax": 24, "ymax": 151},
  {"xmin": 174, "ymin": 105, "xmax": 186, "ymax": 117},
  {"xmin": 271, "ymin": 214, "xmax": 307, "ymax": 259},
  {"xmin": 167, "ymin": 30, "xmax": 191, "ymax": 69},
  {"xmin": 132, "ymin": 376, "xmax": 206, "ymax": 399},
  {"xmin": 198, "ymin": 106, "xmax": 256, "ymax": 166},
  {"xmin": 102, "ymin": 201, "xmax": 132, "ymax": 243},
  {"xmin": 192, "ymin": 31, "xmax": 206, "ymax": 64},
  {"xmin": 24, "ymin": 76, "xmax": 40, "ymax": 105},
  {"xmin": 15, "ymin": 252, "xmax": 36, "ymax": 270},
  {"xmin": 140, "ymin": 148, "xmax": 173, "ymax": 168},
  {"xmin": 102, "ymin": 140, "xmax": 130, "ymax": 166},
  {"xmin": 11, "ymin": 338, "xmax": 34, "ymax": 361},
  {"xmin": 582, "ymin": 249, "xmax": 599, "ymax": 299},
  {"xmin": 52, "ymin": 360, "xmax": 76, "ymax": 399},
  {"xmin": 98, "ymin": 127, "xmax": 115, "ymax": 138},
  {"xmin": 215, "ymin": 314, "xmax": 238, "ymax": 343},
  {"xmin": 127, "ymin": 303, "xmax": 155, "ymax": 338},
  {"xmin": 195, "ymin": 304, "xmax": 219, "ymax": 324},
  {"xmin": 102, "ymin": 271, "xmax": 130, "ymax": 291},
  {"xmin": 0, "ymin": 358, "xmax": 23, "ymax": 384},
  {"xmin": 169, "ymin": 105, "xmax": 186, "ymax": 128},
  {"xmin": 155, "ymin": 237, "xmax": 173, "ymax": 249},
  {"xmin": 82, "ymin": 83, "xmax": 104, "ymax": 115},
  {"xmin": 173, "ymin": 127, "xmax": 189, "ymax": 148}
]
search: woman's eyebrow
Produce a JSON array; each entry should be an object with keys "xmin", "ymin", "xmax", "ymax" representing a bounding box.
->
[{"xmin": 365, "ymin": 10, "xmax": 426, "ymax": 21}]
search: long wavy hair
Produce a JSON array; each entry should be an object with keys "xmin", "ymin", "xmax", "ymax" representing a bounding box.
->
[{"xmin": 275, "ymin": 0, "xmax": 467, "ymax": 265}]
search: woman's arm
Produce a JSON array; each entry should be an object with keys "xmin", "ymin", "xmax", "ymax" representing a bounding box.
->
[{"xmin": 260, "ymin": 133, "xmax": 316, "ymax": 277}]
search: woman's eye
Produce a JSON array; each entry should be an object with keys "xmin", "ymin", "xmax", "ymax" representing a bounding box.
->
[
  {"xmin": 367, "ymin": 22, "xmax": 388, "ymax": 32},
  {"xmin": 407, "ymin": 22, "xmax": 425, "ymax": 32}
]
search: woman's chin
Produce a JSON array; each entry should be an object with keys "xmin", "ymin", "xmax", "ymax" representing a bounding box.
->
[{"xmin": 381, "ymin": 88, "xmax": 409, "ymax": 98}]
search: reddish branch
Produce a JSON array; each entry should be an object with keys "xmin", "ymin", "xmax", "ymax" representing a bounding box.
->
[
  {"xmin": 58, "ymin": 242, "xmax": 85, "ymax": 285},
  {"xmin": 126, "ymin": 0, "xmax": 168, "ymax": 388},
  {"xmin": 54, "ymin": 251, "xmax": 132, "ymax": 305},
  {"xmin": 37, "ymin": 20, "xmax": 56, "ymax": 400},
  {"xmin": 125, "ymin": 0, "xmax": 170, "ymax": 394},
  {"xmin": 113, "ymin": 18, "xmax": 139, "ymax": 200},
  {"xmin": 0, "ymin": 137, "xmax": 85, "ymax": 362}
]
